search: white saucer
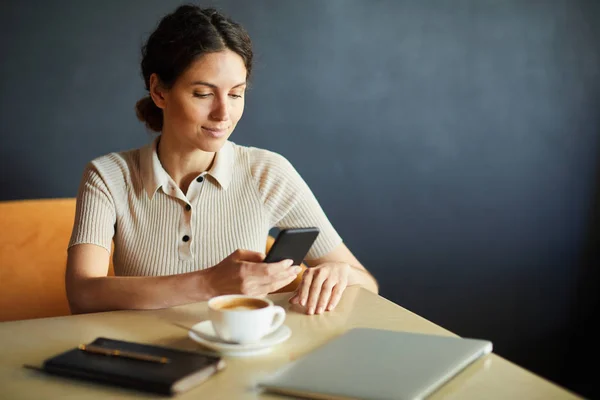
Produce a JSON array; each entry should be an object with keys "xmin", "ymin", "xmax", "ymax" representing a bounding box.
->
[{"xmin": 188, "ymin": 320, "xmax": 292, "ymax": 357}]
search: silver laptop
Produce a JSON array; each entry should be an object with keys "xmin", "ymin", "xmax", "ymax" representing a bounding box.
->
[{"xmin": 258, "ymin": 328, "xmax": 492, "ymax": 400}]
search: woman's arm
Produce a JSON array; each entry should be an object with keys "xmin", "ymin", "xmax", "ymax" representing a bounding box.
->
[
  {"xmin": 66, "ymin": 244, "xmax": 206, "ymax": 313},
  {"xmin": 66, "ymin": 244, "xmax": 301, "ymax": 314}
]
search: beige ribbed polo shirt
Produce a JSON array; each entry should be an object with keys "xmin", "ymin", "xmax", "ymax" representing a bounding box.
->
[{"xmin": 68, "ymin": 137, "xmax": 342, "ymax": 276}]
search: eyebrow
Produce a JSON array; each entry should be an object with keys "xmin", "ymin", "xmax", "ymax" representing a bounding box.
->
[{"xmin": 191, "ymin": 81, "xmax": 247, "ymax": 89}]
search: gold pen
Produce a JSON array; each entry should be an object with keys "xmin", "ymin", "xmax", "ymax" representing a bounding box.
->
[{"xmin": 78, "ymin": 344, "xmax": 170, "ymax": 364}]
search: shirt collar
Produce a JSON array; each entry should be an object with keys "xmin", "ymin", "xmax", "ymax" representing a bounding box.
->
[
  {"xmin": 207, "ymin": 139, "xmax": 234, "ymax": 190},
  {"xmin": 140, "ymin": 136, "xmax": 235, "ymax": 199}
]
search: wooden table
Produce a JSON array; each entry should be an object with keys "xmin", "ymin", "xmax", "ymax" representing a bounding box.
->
[{"xmin": 0, "ymin": 287, "xmax": 580, "ymax": 399}]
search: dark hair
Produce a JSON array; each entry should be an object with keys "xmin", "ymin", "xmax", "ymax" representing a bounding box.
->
[{"xmin": 135, "ymin": 5, "xmax": 253, "ymax": 132}]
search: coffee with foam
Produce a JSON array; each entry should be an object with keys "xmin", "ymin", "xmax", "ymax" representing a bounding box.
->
[
  {"xmin": 214, "ymin": 298, "xmax": 268, "ymax": 311},
  {"xmin": 208, "ymin": 295, "xmax": 286, "ymax": 343}
]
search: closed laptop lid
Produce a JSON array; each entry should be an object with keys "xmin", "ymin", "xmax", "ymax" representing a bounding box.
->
[{"xmin": 258, "ymin": 328, "xmax": 493, "ymax": 400}]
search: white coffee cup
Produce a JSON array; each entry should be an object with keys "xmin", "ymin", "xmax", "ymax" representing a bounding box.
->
[{"xmin": 207, "ymin": 294, "xmax": 286, "ymax": 344}]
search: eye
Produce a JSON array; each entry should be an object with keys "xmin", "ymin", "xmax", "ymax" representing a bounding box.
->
[
  {"xmin": 193, "ymin": 93, "xmax": 212, "ymax": 98},
  {"xmin": 229, "ymin": 94, "xmax": 243, "ymax": 99}
]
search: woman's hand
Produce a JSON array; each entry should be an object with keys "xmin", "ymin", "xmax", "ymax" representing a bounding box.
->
[
  {"xmin": 204, "ymin": 249, "xmax": 302, "ymax": 297},
  {"xmin": 289, "ymin": 262, "xmax": 351, "ymax": 315}
]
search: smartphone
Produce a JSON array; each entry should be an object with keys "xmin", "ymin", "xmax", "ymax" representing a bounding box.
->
[{"xmin": 264, "ymin": 227, "xmax": 320, "ymax": 266}]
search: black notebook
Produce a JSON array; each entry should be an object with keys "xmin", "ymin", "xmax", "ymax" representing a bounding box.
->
[{"xmin": 27, "ymin": 337, "xmax": 225, "ymax": 396}]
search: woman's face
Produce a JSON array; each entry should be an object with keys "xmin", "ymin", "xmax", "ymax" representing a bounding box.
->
[{"xmin": 153, "ymin": 49, "xmax": 247, "ymax": 153}]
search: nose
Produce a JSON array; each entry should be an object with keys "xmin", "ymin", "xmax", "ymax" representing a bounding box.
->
[{"xmin": 209, "ymin": 96, "xmax": 230, "ymax": 121}]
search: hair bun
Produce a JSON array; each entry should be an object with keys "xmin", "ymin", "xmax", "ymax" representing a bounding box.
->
[{"xmin": 135, "ymin": 96, "xmax": 163, "ymax": 132}]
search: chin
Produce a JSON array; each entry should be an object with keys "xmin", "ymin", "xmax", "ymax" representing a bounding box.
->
[{"xmin": 196, "ymin": 137, "xmax": 230, "ymax": 153}]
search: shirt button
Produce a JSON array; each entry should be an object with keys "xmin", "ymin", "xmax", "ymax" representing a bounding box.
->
[
  {"xmin": 185, "ymin": 204, "xmax": 191, "ymax": 211},
  {"xmin": 196, "ymin": 176, "xmax": 204, "ymax": 183},
  {"xmin": 182, "ymin": 235, "xmax": 190, "ymax": 242}
]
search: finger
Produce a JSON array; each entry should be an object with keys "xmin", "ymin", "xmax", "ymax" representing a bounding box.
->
[
  {"xmin": 289, "ymin": 288, "xmax": 300, "ymax": 304},
  {"xmin": 253, "ymin": 265, "xmax": 300, "ymax": 293},
  {"xmin": 248, "ymin": 259, "xmax": 294, "ymax": 283},
  {"xmin": 289, "ymin": 285, "xmax": 300, "ymax": 304},
  {"xmin": 298, "ymin": 270, "xmax": 313, "ymax": 307},
  {"xmin": 241, "ymin": 267, "xmax": 293, "ymax": 294},
  {"xmin": 268, "ymin": 258, "xmax": 295, "ymax": 273},
  {"xmin": 306, "ymin": 273, "xmax": 326, "ymax": 315},
  {"xmin": 262, "ymin": 258, "xmax": 294, "ymax": 277},
  {"xmin": 257, "ymin": 270, "xmax": 299, "ymax": 294},
  {"xmin": 263, "ymin": 264, "xmax": 300, "ymax": 285},
  {"xmin": 315, "ymin": 280, "xmax": 335, "ymax": 314},
  {"xmin": 327, "ymin": 282, "xmax": 347, "ymax": 311}
]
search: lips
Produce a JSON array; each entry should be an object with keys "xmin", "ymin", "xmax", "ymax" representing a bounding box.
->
[{"xmin": 201, "ymin": 126, "xmax": 229, "ymax": 138}]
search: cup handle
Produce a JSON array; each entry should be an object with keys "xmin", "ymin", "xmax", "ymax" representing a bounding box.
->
[{"xmin": 267, "ymin": 306, "xmax": 286, "ymax": 334}]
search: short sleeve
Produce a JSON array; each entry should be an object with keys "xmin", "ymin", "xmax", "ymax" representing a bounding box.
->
[
  {"xmin": 68, "ymin": 162, "xmax": 116, "ymax": 253},
  {"xmin": 249, "ymin": 148, "xmax": 342, "ymax": 260}
]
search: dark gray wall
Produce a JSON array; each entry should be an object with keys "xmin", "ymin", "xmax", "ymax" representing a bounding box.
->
[{"xmin": 1, "ymin": 1, "xmax": 599, "ymax": 397}]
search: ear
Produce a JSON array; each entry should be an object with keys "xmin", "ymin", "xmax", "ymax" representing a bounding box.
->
[{"xmin": 149, "ymin": 73, "xmax": 168, "ymax": 109}]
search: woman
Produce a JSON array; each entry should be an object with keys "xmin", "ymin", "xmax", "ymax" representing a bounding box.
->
[{"xmin": 66, "ymin": 5, "xmax": 378, "ymax": 316}]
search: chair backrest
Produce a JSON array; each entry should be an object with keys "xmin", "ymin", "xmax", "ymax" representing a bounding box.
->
[
  {"xmin": 0, "ymin": 199, "xmax": 77, "ymax": 321},
  {"xmin": 0, "ymin": 198, "xmax": 303, "ymax": 322}
]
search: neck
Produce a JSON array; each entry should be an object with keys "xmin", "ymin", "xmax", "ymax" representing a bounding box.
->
[{"xmin": 157, "ymin": 133, "xmax": 215, "ymax": 194}]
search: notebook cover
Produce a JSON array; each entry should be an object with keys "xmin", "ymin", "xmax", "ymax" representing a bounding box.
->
[{"xmin": 40, "ymin": 337, "xmax": 225, "ymax": 395}]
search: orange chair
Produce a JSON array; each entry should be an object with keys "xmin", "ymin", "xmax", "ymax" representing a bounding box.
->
[{"xmin": 0, "ymin": 198, "xmax": 303, "ymax": 322}]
